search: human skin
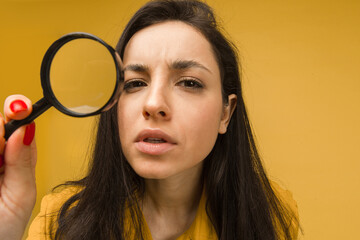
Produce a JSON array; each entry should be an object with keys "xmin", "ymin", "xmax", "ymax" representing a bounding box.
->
[
  {"xmin": 118, "ymin": 21, "xmax": 236, "ymax": 180},
  {"xmin": 0, "ymin": 95, "xmax": 37, "ymax": 240},
  {"xmin": 117, "ymin": 21, "xmax": 236, "ymax": 239}
]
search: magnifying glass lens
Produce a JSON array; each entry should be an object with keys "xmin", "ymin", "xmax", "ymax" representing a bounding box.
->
[
  {"xmin": 50, "ymin": 38, "xmax": 117, "ymax": 114},
  {"xmin": 4, "ymin": 32, "xmax": 121, "ymax": 141}
]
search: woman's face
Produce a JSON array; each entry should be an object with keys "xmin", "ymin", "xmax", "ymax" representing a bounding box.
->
[{"xmin": 118, "ymin": 21, "xmax": 235, "ymax": 179}]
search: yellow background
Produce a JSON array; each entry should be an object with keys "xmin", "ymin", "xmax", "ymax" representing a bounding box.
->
[{"xmin": 0, "ymin": 0, "xmax": 359, "ymax": 239}]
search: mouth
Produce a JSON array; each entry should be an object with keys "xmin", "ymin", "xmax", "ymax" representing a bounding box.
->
[
  {"xmin": 143, "ymin": 137, "xmax": 167, "ymax": 143},
  {"xmin": 135, "ymin": 129, "xmax": 176, "ymax": 155},
  {"xmin": 136, "ymin": 129, "xmax": 176, "ymax": 144}
]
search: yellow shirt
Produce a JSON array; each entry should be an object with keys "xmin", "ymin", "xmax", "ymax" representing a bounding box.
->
[{"xmin": 27, "ymin": 182, "xmax": 298, "ymax": 239}]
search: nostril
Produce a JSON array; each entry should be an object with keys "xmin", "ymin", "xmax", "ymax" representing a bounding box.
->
[
  {"xmin": 142, "ymin": 110, "xmax": 167, "ymax": 118},
  {"xmin": 143, "ymin": 111, "xmax": 150, "ymax": 117}
]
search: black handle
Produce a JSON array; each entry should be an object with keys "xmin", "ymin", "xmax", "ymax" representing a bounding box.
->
[{"xmin": 4, "ymin": 98, "xmax": 51, "ymax": 140}]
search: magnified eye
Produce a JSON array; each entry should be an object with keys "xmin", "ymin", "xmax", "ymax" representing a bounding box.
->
[
  {"xmin": 177, "ymin": 78, "xmax": 203, "ymax": 89},
  {"xmin": 123, "ymin": 80, "xmax": 147, "ymax": 92}
]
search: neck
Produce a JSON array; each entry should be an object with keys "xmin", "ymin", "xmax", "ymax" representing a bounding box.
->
[
  {"xmin": 141, "ymin": 163, "xmax": 204, "ymax": 240},
  {"xmin": 143, "ymin": 163, "xmax": 203, "ymax": 214}
]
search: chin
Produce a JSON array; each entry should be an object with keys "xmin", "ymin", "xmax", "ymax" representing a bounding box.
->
[
  {"xmin": 135, "ymin": 169, "xmax": 173, "ymax": 180},
  {"xmin": 130, "ymin": 162, "xmax": 176, "ymax": 180}
]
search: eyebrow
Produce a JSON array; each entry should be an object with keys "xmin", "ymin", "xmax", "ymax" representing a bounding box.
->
[
  {"xmin": 122, "ymin": 60, "xmax": 212, "ymax": 74},
  {"xmin": 171, "ymin": 59, "xmax": 212, "ymax": 73},
  {"xmin": 122, "ymin": 63, "xmax": 149, "ymax": 72}
]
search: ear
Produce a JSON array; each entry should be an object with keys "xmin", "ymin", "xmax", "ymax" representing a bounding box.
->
[{"xmin": 218, "ymin": 94, "xmax": 237, "ymax": 134}]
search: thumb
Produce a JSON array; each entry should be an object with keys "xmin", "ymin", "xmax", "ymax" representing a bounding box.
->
[{"xmin": 2, "ymin": 122, "xmax": 37, "ymax": 209}]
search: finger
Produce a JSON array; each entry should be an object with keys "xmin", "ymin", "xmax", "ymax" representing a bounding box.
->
[
  {"xmin": 4, "ymin": 95, "xmax": 33, "ymax": 122},
  {"xmin": 2, "ymin": 122, "xmax": 37, "ymax": 201},
  {"xmin": 0, "ymin": 123, "xmax": 37, "ymax": 225}
]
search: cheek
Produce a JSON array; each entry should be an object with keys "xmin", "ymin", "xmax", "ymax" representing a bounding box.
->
[
  {"xmin": 117, "ymin": 101, "xmax": 126, "ymax": 135},
  {"xmin": 117, "ymin": 99, "xmax": 141, "ymax": 167},
  {"xmin": 178, "ymin": 98, "xmax": 223, "ymax": 158},
  {"xmin": 117, "ymin": 98, "xmax": 137, "ymax": 145}
]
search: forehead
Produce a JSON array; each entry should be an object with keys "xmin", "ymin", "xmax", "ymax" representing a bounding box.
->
[{"xmin": 123, "ymin": 21, "xmax": 219, "ymax": 74}]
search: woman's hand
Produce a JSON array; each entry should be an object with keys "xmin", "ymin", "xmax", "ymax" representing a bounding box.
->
[{"xmin": 0, "ymin": 95, "xmax": 37, "ymax": 240}]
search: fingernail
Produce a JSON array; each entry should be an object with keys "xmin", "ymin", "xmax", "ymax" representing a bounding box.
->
[
  {"xmin": 0, "ymin": 155, "xmax": 4, "ymax": 168},
  {"xmin": 23, "ymin": 122, "xmax": 35, "ymax": 146},
  {"xmin": 10, "ymin": 99, "xmax": 28, "ymax": 113}
]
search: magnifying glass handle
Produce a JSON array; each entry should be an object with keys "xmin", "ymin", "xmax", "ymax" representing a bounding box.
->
[{"xmin": 4, "ymin": 98, "xmax": 51, "ymax": 141}]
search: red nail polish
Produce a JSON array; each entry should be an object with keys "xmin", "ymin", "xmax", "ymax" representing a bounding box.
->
[
  {"xmin": 23, "ymin": 122, "xmax": 35, "ymax": 146},
  {"xmin": 0, "ymin": 155, "xmax": 4, "ymax": 168},
  {"xmin": 10, "ymin": 100, "xmax": 28, "ymax": 113}
]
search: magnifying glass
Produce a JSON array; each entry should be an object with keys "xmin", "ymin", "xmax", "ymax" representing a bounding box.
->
[{"xmin": 4, "ymin": 32, "xmax": 122, "ymax": 140}]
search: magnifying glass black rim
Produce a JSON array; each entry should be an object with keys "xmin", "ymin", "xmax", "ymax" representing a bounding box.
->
[{"xmin": 40, "ymin": 32, "xmax": 121, "ymax": 117}]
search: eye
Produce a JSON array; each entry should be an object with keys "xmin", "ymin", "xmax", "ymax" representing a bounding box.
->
[
  {"xmin": 176, "ymin": 78, "xmax": 204, "ymax": 89},
  {"xmin": 123, "ymin": 80, "xmax": 147, "ymax": 92}
]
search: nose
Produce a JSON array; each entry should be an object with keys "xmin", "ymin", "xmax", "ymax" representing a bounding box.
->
[{"xmin": 142, "ymin": 83, "xmax": 171, "ymax": 121}]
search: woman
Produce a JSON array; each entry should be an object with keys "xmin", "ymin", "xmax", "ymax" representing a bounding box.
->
[{"xmin": 0, "ymin": 0, "xmax": 299, "ymax": 239}]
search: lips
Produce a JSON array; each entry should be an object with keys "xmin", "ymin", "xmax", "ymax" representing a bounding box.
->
[
  {"xmin": 135, "ymin": 129, "xmax": 176, "ymax": 155},
  {"xmin": 135, "ymin": 129, "xmax": 176, "ymax": 144}
]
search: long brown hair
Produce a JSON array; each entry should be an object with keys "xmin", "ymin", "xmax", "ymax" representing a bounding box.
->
[{"xmin": 51, "ymin": 0, "xmax": 299, "ymax": 239}]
